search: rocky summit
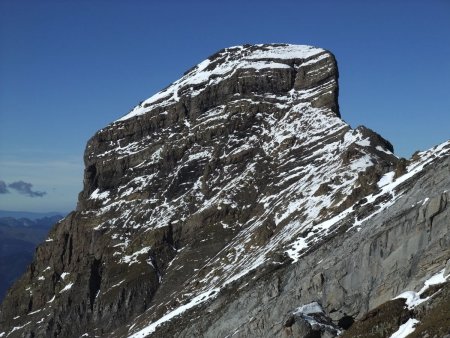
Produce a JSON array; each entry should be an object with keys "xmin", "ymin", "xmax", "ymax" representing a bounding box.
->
[{"xmin": 1, "ymin": 44, "xmax": 449, "ymax": 338}]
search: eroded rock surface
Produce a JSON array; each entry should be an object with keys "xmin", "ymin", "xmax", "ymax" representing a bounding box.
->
[{"xmin": 1, "ymin": 44, "xmax": 449, "ymax": 338}]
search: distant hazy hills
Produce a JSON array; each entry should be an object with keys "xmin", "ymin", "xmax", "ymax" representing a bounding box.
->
[
  {"xmin": 0, "ymin": 210, "xmax": 63, "ymax": 220},
  {"xmin": 0, "ymin": 212, "xmax": 63, "ymax": 301}
]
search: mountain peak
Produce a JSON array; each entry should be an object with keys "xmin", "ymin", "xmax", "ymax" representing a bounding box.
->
[
  {"xmin": 117, "ymin": 43, "xmax": 338, "ymax": 122},
  {"xmin": 2, "ymin": 44, "xmax": 449, "ymax": 338}
]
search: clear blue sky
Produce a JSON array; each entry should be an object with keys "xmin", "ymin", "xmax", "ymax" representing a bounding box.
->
[{"xmin": 1, "ymin": 0, "xmax": 449, "ymax": 213}]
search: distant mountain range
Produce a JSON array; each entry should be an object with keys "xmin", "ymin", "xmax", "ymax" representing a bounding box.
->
[
  {"xmin": 0, "ymin": 210, "xmax": 65, "ymax": 220},
  {"xmin": 0, "ymin": 213, "xmax": 63, "ymax": 302}
]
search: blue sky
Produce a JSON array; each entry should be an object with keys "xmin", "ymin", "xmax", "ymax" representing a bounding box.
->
[{"xmin": 0, "ymin": 0, "xmax": 449, "ymax": 213}]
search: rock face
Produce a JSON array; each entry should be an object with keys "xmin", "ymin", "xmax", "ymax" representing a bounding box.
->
[{"xmin": 0, "ymin": 44, "xmax": 449, "ymax": 338}]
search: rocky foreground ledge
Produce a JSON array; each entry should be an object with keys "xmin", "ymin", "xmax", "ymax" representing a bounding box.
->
[{"xmin": 1, "ymin": 44, "xmax": 449, "ymax": 338}]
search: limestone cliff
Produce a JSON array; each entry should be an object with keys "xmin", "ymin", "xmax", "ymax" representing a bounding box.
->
[{"xmin": 1, "ymin": 44, "xmax": 449, "ymax": 338}]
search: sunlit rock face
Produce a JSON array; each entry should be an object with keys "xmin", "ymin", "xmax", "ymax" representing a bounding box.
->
[{"xmin": 1, "ymin": 44, "xmax": 449, "ymax": 338}]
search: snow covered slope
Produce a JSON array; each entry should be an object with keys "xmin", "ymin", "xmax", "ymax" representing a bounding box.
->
[{"xmin": 1, "ymin": 44, "xmax": 449, "ymax": 338}]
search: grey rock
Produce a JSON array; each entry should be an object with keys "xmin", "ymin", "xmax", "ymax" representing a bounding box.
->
[{"xmin": 0, "ymin": 44, "xmax": 449, "ymax": 338}]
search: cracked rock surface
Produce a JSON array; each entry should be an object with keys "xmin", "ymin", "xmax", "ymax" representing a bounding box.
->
[{"xmin": 0, "ymin": 44, "xmax": 449, "ymax": 338}]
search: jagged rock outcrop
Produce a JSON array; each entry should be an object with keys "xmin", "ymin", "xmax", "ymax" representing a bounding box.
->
[{"xmin": 0, "ymin": 44, "xmax": 449, "ymax": 338}]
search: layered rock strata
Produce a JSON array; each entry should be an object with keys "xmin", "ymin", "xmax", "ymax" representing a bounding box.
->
[{"xmin": 1, "ymin": 44, "xmax": 448, "ymax": 338}]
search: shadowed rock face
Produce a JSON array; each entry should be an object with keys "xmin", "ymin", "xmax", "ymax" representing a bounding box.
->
[{"xmin": 1, "ymin": 44, "xmax": 448, "ymax": 338}]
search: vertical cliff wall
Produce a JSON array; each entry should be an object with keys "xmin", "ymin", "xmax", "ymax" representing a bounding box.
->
[{"xmin": 1, "ymin": 44, "xmax": 448, "ymax": 338}]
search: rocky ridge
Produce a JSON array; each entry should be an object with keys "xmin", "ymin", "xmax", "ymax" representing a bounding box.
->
[{"xmin": 0, "ymin": 44, "xmax": 449, "ymax": 338}]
